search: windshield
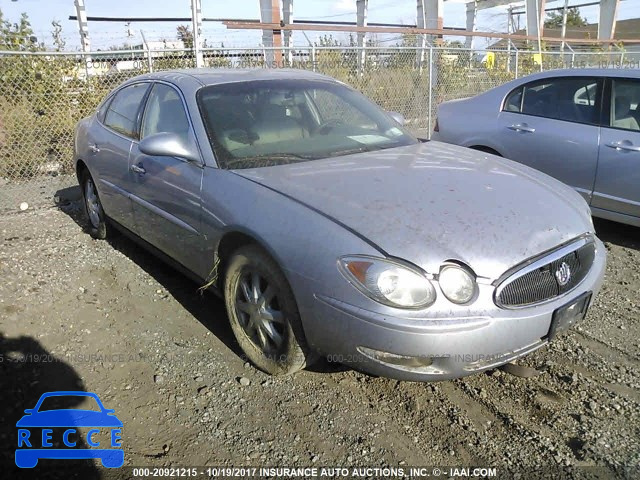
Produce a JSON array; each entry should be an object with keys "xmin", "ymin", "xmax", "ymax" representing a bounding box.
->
[
  {"xmin": 37, "ymin": 395, "xmax": 101, "ymax": 412},
  {"xmin": 197, "ymin": 79, "xmax": 418, "ymax": 169}
]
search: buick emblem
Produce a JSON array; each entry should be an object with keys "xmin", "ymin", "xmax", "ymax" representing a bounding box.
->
[{"xmin": 555, "ymin": 262, "xmax": 572, "ymax": 286}]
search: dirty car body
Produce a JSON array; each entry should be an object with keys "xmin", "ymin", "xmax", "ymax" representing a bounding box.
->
[{"xmin": 74, "ymin": 69, "xmax": 606, "ymax": 381}]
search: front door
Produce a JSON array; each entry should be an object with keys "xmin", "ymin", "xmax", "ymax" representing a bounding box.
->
[{"xmin": 129, "ymin": 82, "xmax": 204, "ymax": 273}]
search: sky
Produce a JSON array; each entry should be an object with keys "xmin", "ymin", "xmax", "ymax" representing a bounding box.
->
[{"xmin": 0, "ymin": 0, "xmax": 638, "ymax": 50}]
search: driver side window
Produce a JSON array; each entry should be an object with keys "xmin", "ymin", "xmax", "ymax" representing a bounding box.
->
[{"xmin": 141, "ymin": 83, "xmax": 191, "ymax": 143}]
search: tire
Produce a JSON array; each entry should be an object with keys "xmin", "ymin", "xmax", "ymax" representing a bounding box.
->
[
  {"xmin": 80, "ymin": 169, "xmax": 109, "ymax": 239},
  {"xmin": 224, "ymin": 245, "xmax": 316, "ymax": 375}
]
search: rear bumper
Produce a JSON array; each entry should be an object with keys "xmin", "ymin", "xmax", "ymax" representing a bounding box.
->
[{"xmin": 302, "ymin": 239, "xmax": 606, "ymax": 381}]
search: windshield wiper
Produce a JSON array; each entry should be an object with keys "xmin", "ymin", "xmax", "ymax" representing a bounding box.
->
[
  {"xmin": 224, "ymin": 153, "xmax": 316, "ymax": 168},
  {"xmin": 327, "ymin": 146, "xmax": 373, "ymax": 157},
  {"xmin": 328, "ymin": 143, "xmax": 400, "ymax": 157}
]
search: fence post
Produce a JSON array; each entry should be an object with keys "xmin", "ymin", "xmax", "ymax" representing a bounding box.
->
[
  {"xmin": 311, "ymin": 45, "xmax": 316, "ymax": 72},
  {"xmin": 515, "ymin": 50, "xmax": 519, "ymax": 79},
  {"xmin": 141, "ymin": 30, "xmax": 153, "ymax": 73},
  {"xmin": 428, "ymin": 45, "xmax": 433, "ymax": 140}
]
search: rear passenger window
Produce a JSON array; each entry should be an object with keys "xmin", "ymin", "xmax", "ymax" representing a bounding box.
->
[
  {"xmin": 609, "ymin": 79, "xmax": 640, "ymax": 131},
  {"xmin": 504, "ymin": 77, "xmax": 600, "ymax": 126},
  {"xmin": 103, "ymin": 83, "xmax": 150, "ymax": 139},
  {"xmin": 504, "ymin": 87, "xmax": 523, "ymax": 112}
]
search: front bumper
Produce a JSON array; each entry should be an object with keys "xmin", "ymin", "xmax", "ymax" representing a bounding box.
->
[{"xmin": 301, "ymin": 239, "xmax": 606, "ymax": 381}]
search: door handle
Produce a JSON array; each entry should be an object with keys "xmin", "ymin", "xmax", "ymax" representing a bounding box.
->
[
  {"xmin": 605, "ymin": 141, "xmax": 640, "ymax": 153},
  {"xmin": 130, "ymin": 164, "xmax": 146, "ymax": 174},
  {"xmin": 88, "ymin": 144, "xmax": 100, "ymax": 153},
  {"xmin": 507, "ymin": 124, "xmax": 536, "ymax": 133}
]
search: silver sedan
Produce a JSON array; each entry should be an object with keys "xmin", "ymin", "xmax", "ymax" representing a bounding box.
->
[
  {"xmin": 74, "ymin": 69, "xmax": 606, "ymax": 381},
  {"xmin": 432, "ymin": 68, "xmax": 640, "ymax": 228}
]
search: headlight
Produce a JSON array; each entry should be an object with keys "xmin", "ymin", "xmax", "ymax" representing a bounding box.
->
[
  {"xmin": 338, "ymin": 256, "xmax": 436, "ymax": 309},
  {"xmin": 438, "ymin": 265, "xmax": 477, "ymax": 304}
]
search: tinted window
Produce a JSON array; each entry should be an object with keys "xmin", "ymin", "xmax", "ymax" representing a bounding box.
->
[
  {"xmin": 610, "ymin": 79, "xmax": 640, "ymax": 131},
  {"xmin": 141, "ymin": 83, "xmax": 191, "ymax": 142},
  {"xmin": 103, "ymin": 83, "xmax": 150, "ymax": 138},
  {"xmin": 505, "ymin": 77, "xmax": 600, "ymax": 125},
  {"xmin": 504, "ymin": 87, "xmax": 523, "ymax": 112}
]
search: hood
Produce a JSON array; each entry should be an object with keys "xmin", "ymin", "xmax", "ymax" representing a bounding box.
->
[{"xmin": 233, "ymin": 142, "xmax": 592, "ymax": 280}]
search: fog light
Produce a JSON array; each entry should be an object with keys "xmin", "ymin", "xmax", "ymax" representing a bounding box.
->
[
  {"xmin": 357, "ymin": 346, "xmax": 433, "ymax": 368},
  {"xmin": 439, "ymin": 265, "xmax": 477, "ymax": 304}
]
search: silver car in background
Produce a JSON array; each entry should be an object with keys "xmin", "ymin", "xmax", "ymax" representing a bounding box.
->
[
  {"xmin": 432, "ymin": 69, "xmax": 640, "ymax": 227},
  {"xmin": 74, "ymin": 69, "xmax": 606, "ymax": 382}
]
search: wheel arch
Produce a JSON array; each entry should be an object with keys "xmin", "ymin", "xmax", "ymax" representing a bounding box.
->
[
  {"xmin": 76, "ymin": 159, "xmax": 89, "ymax": 183},
  {"xmin": 213, "ymin": 228, "xmax": 286, "ymax": 292},
  {"xmin": 468, "ymin": 145, "xmax": 503, "ymax": 157}
]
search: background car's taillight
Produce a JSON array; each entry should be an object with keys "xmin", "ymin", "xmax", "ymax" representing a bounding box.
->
[{"xmin": 433, "ymin": 118, "xmax": 439, "ymax": 132}]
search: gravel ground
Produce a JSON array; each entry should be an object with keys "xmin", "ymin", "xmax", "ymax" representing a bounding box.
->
[{"xmin": 0, "ymin": 187, "xmax": 638, "ymax": 480}]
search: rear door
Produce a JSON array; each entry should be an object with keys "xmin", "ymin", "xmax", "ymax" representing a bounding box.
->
[
  {"xmin": 495, "ymin": 76, "xmax": 602, "ymax": 203},
  {"xmin": 592, "ymin": 77, "xmax": 640, "ymax": 223},
  {"xmin": 88, "ymin": 82, "xmax": 150, "ymax": 231},
  {"xmin": 129, "ymin": 82, "xmax": 204, "ymax": 272}
]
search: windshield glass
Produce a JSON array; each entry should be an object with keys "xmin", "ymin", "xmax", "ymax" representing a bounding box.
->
[{"xmin": 197, "ymin": 79, "xmax": 418, "ymax": 169}]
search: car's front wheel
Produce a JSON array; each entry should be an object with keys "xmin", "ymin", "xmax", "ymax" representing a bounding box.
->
[
  {"xmin": 224, "ymin": 245, "xmax": 315, "ymax": 375},
  {"xmin": 80, "ymin": 169, "xmax": 109, "ymax": 239}
]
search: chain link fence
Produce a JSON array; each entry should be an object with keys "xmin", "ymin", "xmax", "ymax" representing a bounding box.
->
[{"xmin": 0, "ymin": 44, "xmax": 632, "ymax": 213}]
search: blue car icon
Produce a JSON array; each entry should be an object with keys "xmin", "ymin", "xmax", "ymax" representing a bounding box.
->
[{"xmin": 15, "ymin": 391, "xmax": 123, "ymax": 468}]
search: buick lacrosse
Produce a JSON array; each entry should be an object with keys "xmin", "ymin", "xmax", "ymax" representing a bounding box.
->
[{"xmin": 74, "ymin": 69, "xmax": 606, "ymax": 381}]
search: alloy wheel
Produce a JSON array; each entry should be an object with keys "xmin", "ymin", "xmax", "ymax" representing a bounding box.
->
[{"xmin": 234, "ymin": 270, "xmax": 286, "ymax": 354}]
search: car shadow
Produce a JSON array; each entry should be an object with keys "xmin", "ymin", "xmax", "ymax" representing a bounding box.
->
[
  {"xmin": 594, "ymin": 218, "xmax": 640, "ymax": 252},
  {"xmin": 53, "ymin": 186, "xmax": 372, "ymax": 377},
  {"xmin": 0, "ymin": 333, "xmax": 102, "ymax": 479},
  {"xmin": 54, "ymin": 186, "xmax": 254, "ymax": 365}
]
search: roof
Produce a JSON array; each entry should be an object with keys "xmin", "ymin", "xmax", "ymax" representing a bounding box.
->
[
  {"xmin": 135, "ymin": 68, "xmax": 336, "ymax": 86},
  {"xmin": 515, "ymin": 68, "xmax": 640, "ymax": 79}
]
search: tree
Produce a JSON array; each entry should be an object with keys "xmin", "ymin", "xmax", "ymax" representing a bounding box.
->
[
  {"xmin": 544, "ymin": 7, "xmax": 587, "ymax": 29},
  {"xmin": 176, "ymin": 24, "xmax": 193, "ymax": 49},
  {"xmin": 0, "ymin": 10, "xmax": 38, "ymax": 51},
  {"xmin": 314, "ymin": 34, "xmax": 341, "ymax": 48},
  {"xmin": 51, "ymin": 21, "xmax": 65, "ymax": 51}
]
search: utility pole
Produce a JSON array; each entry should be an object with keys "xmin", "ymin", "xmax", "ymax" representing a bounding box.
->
[
  {"xmin": 190, "ymin": 0, "xmax": 203, "ymax": 68},
  {"xmin": 560, "ymin": 0, "xmax": 569, "ymax": 52},
  {"xmin": 73, "ymin": 0, "xmax": 91, "ymax": 53}
]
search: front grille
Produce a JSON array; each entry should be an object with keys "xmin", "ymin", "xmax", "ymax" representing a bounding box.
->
[{"xmin": 495, "ymin": 238, "xmax": 596, "ymax": 308}]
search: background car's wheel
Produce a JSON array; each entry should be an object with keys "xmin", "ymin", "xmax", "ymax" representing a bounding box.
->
[
  {"xmin": 224, "ymin": 245, "xmax": 316, "ymax": 375},
  {"xmin": 80, "ymin": 169, "xmax": 109, "ymax": 239}
]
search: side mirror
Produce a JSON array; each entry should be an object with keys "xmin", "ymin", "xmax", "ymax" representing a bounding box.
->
[
  {"xmin": 139, "ymin": 132, "xmax": 201, "ymax": 163},
  {"xmin": 387, "ymin": 111, "xmax": 405, "ymax": 126},
  {"xmin": 24, "ymin": 409, "xmax": 33, "ymax": 415}
]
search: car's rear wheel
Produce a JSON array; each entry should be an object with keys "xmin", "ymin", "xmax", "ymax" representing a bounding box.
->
[
  {"xmin": 224, "ymin": 245, "xmax": 315, "ymax": 375},
  {"xmin": 80, "ymin": 169, "xmax": 109, "ymax": 239}
]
